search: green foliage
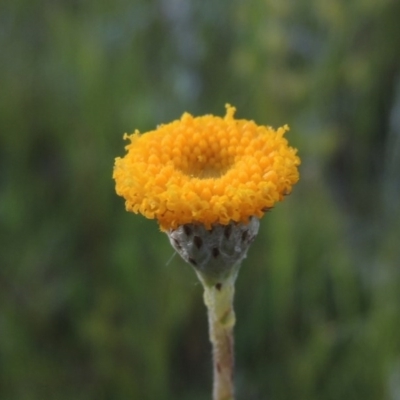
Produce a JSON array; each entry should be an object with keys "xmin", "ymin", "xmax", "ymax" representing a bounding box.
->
[{"xmin": 1, "ymin": 0, "xmax": 400, "ymax": 399}]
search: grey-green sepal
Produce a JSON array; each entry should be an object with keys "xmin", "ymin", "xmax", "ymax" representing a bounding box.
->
[{"xmin": 167, "ymin": 217, "xmax": 260, "ymax": 286}]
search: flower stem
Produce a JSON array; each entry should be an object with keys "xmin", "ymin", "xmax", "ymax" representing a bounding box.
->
[{"xmin": 203, "ymin": 273, "xmax": 237, "ymax": 400}]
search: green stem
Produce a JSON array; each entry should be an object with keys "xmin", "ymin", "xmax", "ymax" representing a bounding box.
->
[{"xmin": 203, "ymin": 273, "xmax": 236, "ymax": 400}]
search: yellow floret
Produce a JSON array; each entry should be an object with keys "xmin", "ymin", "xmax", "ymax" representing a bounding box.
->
[{"xmin": 113, "ymin": 105, "xmax": 300, "ymax": 231}]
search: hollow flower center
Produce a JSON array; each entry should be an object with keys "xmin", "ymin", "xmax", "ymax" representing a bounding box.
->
[
  {"xmin": 173, "ymin": 133, "xmax": 234, "ymax": 179},
  {"xmin": 179, "ymin": 160, "xmax": 233, "ymax": 179}
]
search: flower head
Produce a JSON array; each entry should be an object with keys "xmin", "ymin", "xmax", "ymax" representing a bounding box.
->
[{"xmin": 113, "ymin": 105, "xmax": 300, "ymax": 231}]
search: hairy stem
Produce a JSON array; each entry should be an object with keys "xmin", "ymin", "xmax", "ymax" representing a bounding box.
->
[{"xmin": 203, "ymin": 274, "xmax": 236, "ymax": 400}]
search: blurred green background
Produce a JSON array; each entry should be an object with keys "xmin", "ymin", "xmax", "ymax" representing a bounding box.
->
[{"xmin": 1, "ymin": 0, "xmax": 400, "ymax": 399}]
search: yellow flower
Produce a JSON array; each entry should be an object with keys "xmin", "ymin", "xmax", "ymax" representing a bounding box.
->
[{"xmin": 113, "ymin": 105, "xmax": 300, "ymax": 231}]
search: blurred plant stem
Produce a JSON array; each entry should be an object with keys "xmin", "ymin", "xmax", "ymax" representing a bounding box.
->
[{"xmin": 202, "ymin": 273, "xmax": 236, "ymax": 400}]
